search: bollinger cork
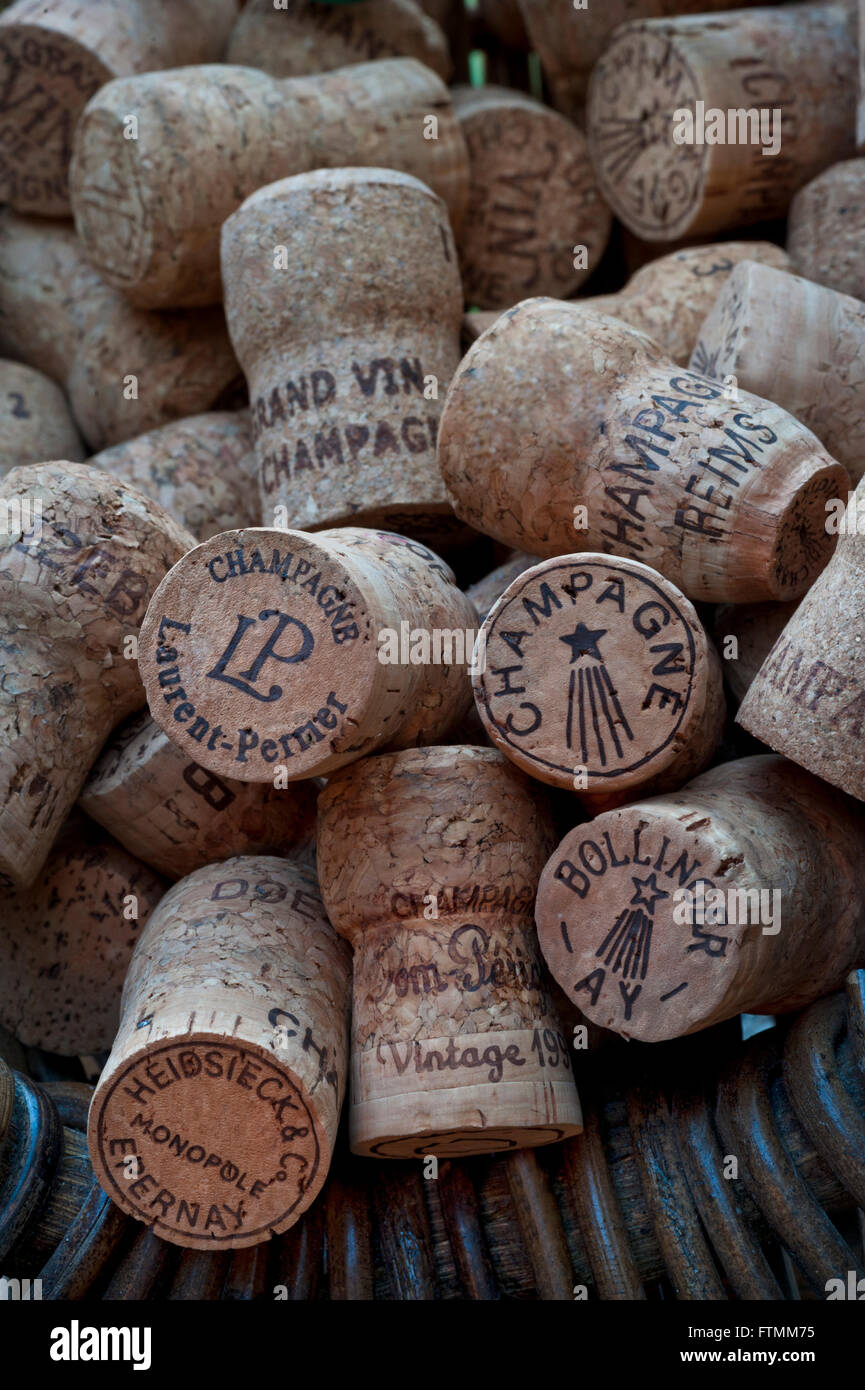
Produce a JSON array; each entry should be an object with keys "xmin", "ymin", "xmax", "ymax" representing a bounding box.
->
[
  {"xmin": 0, "ymin": 814, "xmax": 167, "ymax": 1056},
  {"xmin": 87, "ymin": 856, "xmax": 351, "ymax": 1250},
  {"xmin": 737, "ymin": 474, "xmax": 865, "ymax": 801},
  {"xmin": 587, "ymin": 3, "xmax": 857, "ymax": 243},
  {"xmin": 90, "ymin": 412, "xmax": 258, "ymax": 542},
  {"xmin": 0, "ymin": 213, "xmax": 240, "ymax": 452},
  {"xmin": 514, "ymin": 0, "xmax": 757, "ymax": 122},
  {"xmin": 316, "ymin": 745, "xmax": 583, "ymax": 1157},
  {"xmin": 138, "ymin": 526, "xmax": 476, "ymax": 784},
  {"xmin": 473, "ymin": 554, "xmax": 725, "ymax": 801},
  {"xmin": 0, "ymin": 361, "xmax": 85, "ymax": 475},
  {"xmin": 535, "ymin": 754, "xmax": 865, "ymax": 1043},
  {"xmin": 226, "ymin": 0, "xmax": 451, "ymax": 81},
  {"xmin": 222, "ymin": 168, "xmax": 464, "ymax": 548},
  {"xmin": 691, "ymin": 261, "xmax": 865, "ymax": 483},
  {"xmin": 438, "ymin": 300, "xmax": 848, "ymax": 603},
  {"xmin": 787, "ymin": 159, "xmax": 865, "ymax": 304},
  {"xmin": 451, "ymin": 85, "xmax": 611, "ymax": 310},
  {"xmin": 80, "ymin": 709, "xmax": 318, "ymax": 882},
  {"xmin": 0, "ymin": 462, "xmax": 194, "ymax": 890},
  {"xmin": 69, "ymin": 58, "xmax": 469, "ymax": 310},
  {"xmin": 461, "ymin": 241, "xmax": 790, "ymax": 363},
  {"xmin": 0, "ymin": 0, "xmax": 238, "ymax": 216},
  {"xmin": 712, "ymin": 601, "xmax": 798, "ymax": 706}
]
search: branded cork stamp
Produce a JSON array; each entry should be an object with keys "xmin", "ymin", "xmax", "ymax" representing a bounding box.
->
[
  {"xmin": 535, "ymin": 755, "xmax": 865, "ymax": 1042},
  {"xmin": 69, "ymin": 57, "xmax": 468, "ymax": 309},
  {"xmin": 138, "ymin": 526, "xmax": 474, "ymax": 783},
  {"xmin": 0, "ymin": 461, "xmax": 194, "ymax": 890},
  {"xmin": 80, "ymin": 710, "xmax": 317, "ymax": 881},
  {"xmin": 316, "ymin": 745, "xmax": 583, "ymax": 1157},
  {"xmin": 473, "ymin": 554, "xmax": 724, "ymax": 799},
  {"xmin": 439, "ymin": 300, "xmax": 848, "ymax": 603},
  {"xmin": 88, "ymin": 856, "xmax": 351, "ymax": 1249},
  {"xmin": 586, "ymin": 3, "xmax": 856, "ymax": 241},
  {"xmin": 221, "ymin": 167, "xmax": 463, "ymax": 545}
]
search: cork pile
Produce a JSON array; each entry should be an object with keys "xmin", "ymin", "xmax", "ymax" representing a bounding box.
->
[{"xmin": 0, "ymin": 0, "xmax": 864, "ymax": 1294}]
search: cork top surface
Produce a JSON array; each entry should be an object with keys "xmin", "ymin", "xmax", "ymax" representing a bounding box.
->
[
  {"xmin": 139, "ymin": 527, "xmax": 382, "ymax": 783},
  {"xmin": 473, "ymin": 554, "xmax": 709, "ymax": 793},
  {"xmin": 239, "ymin": 165, "xmax": 439, "ymax": 212}
]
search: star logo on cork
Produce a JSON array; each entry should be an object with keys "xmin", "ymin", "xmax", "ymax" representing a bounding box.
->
[
  {"xmin": 475, "ymin": 558, "xmax": 698, "ymax": 788},
  {"xmin": 595, "ymin": 873, "xmax": 669, "ymax": 983}
]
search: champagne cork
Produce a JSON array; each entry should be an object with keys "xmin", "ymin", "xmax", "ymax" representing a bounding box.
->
[
  {"xmin": 473, "ymin": 553, "xmax": 725, "ymax": 800},
  {"xmin": 222, "ymin": 169, "xmax": 463, "ymax": 545},
  {"xmin": 712, "ymin": 601, "xmax": 798, "ymax": 705},
  {"xmin": 691, "ymin": 261, "xmax": 865, "ymax": 483},
  {"xmin": 0, "ymin": 815, "xmax": 166, "ymax": 1055},
  {"xmin": 515, "ymin": 0, "xmax": 754, "ymax": 122},
  {"xmin": 0, "ymin": 361, "xmax": 85, "ymax": 475},
  {"xmin": 90, "ymin": 412, "xmax": 258, "ymax": 542},
  {"xmin": 737, "ymin": 475, "xmax": 865, "ymax": 800},
  {"xmin": 465, "ymin": 550, "xmax": 536, "ymax": 622},
  {"xmin": 451, "ymin": 86, "xmax": 611, "ymax": 310},
  {"xmin": 138, "ymin": 526, "xmax": 475, "ymax": 783},
  {"xmin": 438, "ymin": 300, "xmax": 848, "ymax": 602},
  {"xmin": 317, "ymin": 745, "xmax": 583, "ymax": 1156},
  {"xmin": 0, "ymin": 462, "xmax": 194, "ymax": 890},
  {"xmin": 80, "ymin": 709, "xmax": 317, "ymax": 881},
  {"xmin": 0, "ymin": 214, "xmax": 240, "ymax": 452},
  {"xmin": 587, "ymin": 3, "xmax": 857, "ymax": 242},
  {"xmin": 87, "ymin": 856, "xmax": 351, "ymax": 1250},
  {"xmin": 69, "ymin": 58, "xmax": 469, "ymax": 309},
  {"xmin": 535, "ymin": 754, "xmax": 865, "ymax": 1042},
  {"xmin": 0, "ymin": 0, "xmax": 238, "ymax": 216},
  {"xmin": 787, "ymin": 159, "xmax": 865, "ymax": 303},
  {"xmin": 461, "ymin": 241, "xmax": 790, "ymax": 362},
  {"xmin": 226, "ymin": 0, "xmax": 451, "ymax": 81}
]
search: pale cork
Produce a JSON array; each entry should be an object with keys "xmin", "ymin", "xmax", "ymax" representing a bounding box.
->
[
  {"xmin": 138, "ymin": 526, "xmax": 475, "ymax": 784},
  {"xmin": 226, "ymin": 0, "xmax": 451, "ymax": 81},
  {"xmin": 737, "ymin": 475, "xmax": 865, "ymax": 801},
  {"xmin": 691, "ymin": 261, "xmax": 865, "ymax": 483},
  {"xmin": 0, "ymin": 462, "xmax": 195, "ymax": 890},
  {"xmin": 712, "ymin": 601, "xmax": 798, "ymax": 706},
  {"xmin": 587, "ymin": 3, "xmax": 856, "ymax": 242},
  {"xmin": 474, "ymin": 553, "xmax": 725, "ymax": 800},
  {"xmin": 0, "ymin": 814, "xmax": 167, "ymax": 1055},
  {"xmin": 69, "ymin": 58, "xmax": 469, "ymax": 309},
  {"xmin": 317, "ymin": 745, "xmax": 583, "ymax": 1157},
  {"xmin": 0, "ymin": 213, "xmax": 240, "ymax": 451},
  {"xmin": 461, "ymin": 241, "xmax": 790, "ymax": 362},
  {"xmin": 438, "ymin": 300, "xmax": 848, "ymax": 602},
  {"xmin": 90, "ymin": 412, "xmax": 258, "ymax": 541},
  {"xmin": 88, "ymin": 855, "xmax": 351, "ymax": 1250},
  {"xmin": 80, "ymin": 709, "xmax": 317, "ymax": 881},
  {"xmin": 515, "ymin": 0, "xmax": 757, "ymax": 122},
  {"xmin": 0, "ymin": 361, "xmax": 85, "ymax": 475},
  {"xmin": 535, "ymin": 754, "xmax": 865, "ymax": 1042},
  {"xmin": 465, "ymin": 550, "xmax": 537, "ymax": 622},
  {"xmin": 0, "ymin": 0, "xmax": 238, "ymax": 216},
  {"xmin": 452, "ymin": 85, "xmax": 611, "ymax": 309},
  {"xmin": 788, "ymin": 159, "xmax": 865, "ymax": 303},
  {"xmin": 222, "ymin": 168, "xmax": 464, "ymax": 549}
]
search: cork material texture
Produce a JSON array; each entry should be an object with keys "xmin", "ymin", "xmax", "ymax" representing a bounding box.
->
[
  {"xmin": 712, "ymin": 601, "xmax": 798, "ymax": 706},
  {"xmin": 80, "ymin": 709, "xmax": 317, "ymax": 881},
  {"xmin": 535, "ymin": 755, "xmax": 865, "ymax": 1042},
  {"xmin": 88, "ymin": 856, "xmax": 351, "ymax": 1250},
  {"xmin": 0, "ymin": 461, "xmax": 195, "ymax": 890},
  {"xmin": 788, "ymin": 159, "xmax": 865, "ymax": 303},
  {"xmin": 138, "ymin": 526, "xmax": 474, "ymax": 783},
  {"xmin": 317, "ymin": 745, "xmax": 583, "ymax": 1156},
  {"xmin": 222, "ymin": 167, "xmax": 464, "ymax": 547},
  {"xmin": 0, "ymin": 814, "xmax": 167, "ymax": 1054},
  {"xmin": 0, "ymin": 360, "xmax": 85, "ymax": 475},
  {"xmin": 438, "ymin": 300, "xmax": 848, "ymax": 603},
  {"xmin": 473, "ymin": 553, "xmax": 725, "ymax": 799}
]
